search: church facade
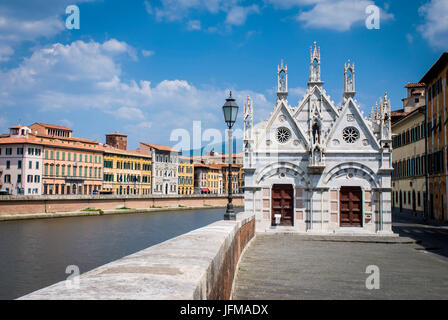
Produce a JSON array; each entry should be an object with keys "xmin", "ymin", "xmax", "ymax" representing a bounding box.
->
[{"xmin": 243, "ymin": 42, "xmax": 393, "ymax": 235}]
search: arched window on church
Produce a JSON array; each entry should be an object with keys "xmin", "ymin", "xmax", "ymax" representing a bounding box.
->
[{"xmin": 312, "ymin": 122, "xmax": 321, "ymax": 144}]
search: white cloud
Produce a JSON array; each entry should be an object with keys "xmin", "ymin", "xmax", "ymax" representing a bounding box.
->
[
  {"xmin": 113, "ymin": 107, "xmax": 146, "ymax": 121},
  {"xmin": 0, "ymin": 45, "xmax": 14, "ymax": 62},
  {"xmin": 144, "ymin": 0, "xmax": 153, "ymax": 14},
  {"xmin": 418, "ymin": 0, "xmax": 448, "ymax": 49},
  {"xmin": 148, "ymin": 0, "xmax": 259, "ymax": 29},
  {"xmin": 264, "ymin": 0, "xmax": 326, "ymax": 9},
  {"xmin": 141, "ymin": 49, "xmax": 155, "ymax": 57},
  {"xmin": 0, "ymin": 15, "xmax": 64, "ymax": 42},
  {"xmin": 0, "ymin": 1, "xmax": 92, "ymax": 44},
  {"xmin": 0, "ymin": 0, "xmax": 96, "ymax": 66},
  {"xmin": 187, "ymin": 20, "xmax": 202, "ymax": 31},
  {"xmin": 0, "ymin": 39, "xmax": 273, "ymax": 143},
  {"xmin": 296, "ymin": 0, "xmax": 393, "ymax": 31},
  {"xmin": 225, "ymin": 5, "xmax": 260, "ymax": 26}
]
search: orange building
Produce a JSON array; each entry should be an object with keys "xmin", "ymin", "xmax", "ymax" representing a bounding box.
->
[
  {"xmin": 29, "ymin": 123, "xmax": 103, "ymax": 195},
  {"xmin": 420, "ymin": 52, "xmax": 448, "ymax": 222},
  {"xmin": 221, "ymin": 163, "xmax": 242, "ymax": 194}
]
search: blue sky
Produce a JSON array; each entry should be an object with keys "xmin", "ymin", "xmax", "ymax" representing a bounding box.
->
[{"xmin": 0, "ymin": 0, "xmax": 447, "ymax": 153}]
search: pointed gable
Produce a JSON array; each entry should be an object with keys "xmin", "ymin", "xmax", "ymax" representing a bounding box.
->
[
  {"xmin": 293, "ymin": 85, "xmax": 339, "ymax": 144},
  {"xmin": 325, "ymin": 98, "xmax": 380, "ymax": 152},
  {"xmin": 256, "ymin": 99, "xmax": 308, "ymax": 151}
]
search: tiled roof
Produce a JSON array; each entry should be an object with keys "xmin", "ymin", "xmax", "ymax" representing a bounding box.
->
[
  {"xmin": 31, "ymin": 122, "xmax": 72, "ymax": 131},
  {"xmin": 404, "ymin": 83, "xmax": 425, "ymax": 88},
  {"xmin": 103, "ymin": 145, "xmax": 151, "ymax": 158},
  {"xmin": 0, "ymin": 135, "xmax": 103, "ymax": 152},
  {"xmin": 140, "ymin": 142, "xmax": 180, "ymax": 153},
  {"xmin": 0, "ymin": 136, "xmax": 43, "ymax": 145},
  {"xmin": 35, "ymin": 134, "xmax": 98, "ymax": 144}
]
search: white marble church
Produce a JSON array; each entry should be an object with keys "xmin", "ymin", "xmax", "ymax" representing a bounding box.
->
[{"xmin": 243, "ymin": 42, "xmax": 394, "ymax": 235}]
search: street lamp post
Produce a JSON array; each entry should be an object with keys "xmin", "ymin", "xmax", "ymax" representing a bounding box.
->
[{"xmin": 222, "ymin": 91, "xmax": 239, "ymax": 220}]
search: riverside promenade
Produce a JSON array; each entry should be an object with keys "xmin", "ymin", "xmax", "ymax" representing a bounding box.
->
[
  {"xmin": 19, "ymin": 212, "xmax": 255, "ymax": 300},
  {"xmin": 16, "ymin": 210, "xmax": 448, "ymax": 300},
  {"xmin": 233, "ymin": 233, "xmax": 448, "ymax": 300}
]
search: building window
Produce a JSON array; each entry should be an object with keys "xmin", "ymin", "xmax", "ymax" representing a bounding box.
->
[
  {"xmin": 18, "ymin": 160, "xmax": 22, "ymax": 169},
  {"xmin": 276, "ymin": 127, "xmax": 291, "ymax": 143},
  {"xmin": 6, "ymin": 160, "xmax": 10, "ymax": 169}
]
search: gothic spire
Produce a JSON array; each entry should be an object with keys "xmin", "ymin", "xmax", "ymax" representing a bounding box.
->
[
  {"xmin": 277, "ymin": 59, "xmax": 288, "ymax": 101},
  {"xmin": 308, "ymin": 41, "xmax": 323, "ymax": 89}
]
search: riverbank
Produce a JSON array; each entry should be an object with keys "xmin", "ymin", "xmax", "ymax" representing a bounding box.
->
[
  {"xmin": 0, "ymin": 194, "xmax": 243, "ymax": 219},
  {"xmin": 0, "ymin": 204, "xmax": 244, "ymax": 222}
]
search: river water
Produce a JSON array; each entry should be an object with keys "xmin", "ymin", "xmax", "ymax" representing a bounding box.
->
[{"xmin": 0, "ymin": 207, "xmax": 242, "ymax": 300}]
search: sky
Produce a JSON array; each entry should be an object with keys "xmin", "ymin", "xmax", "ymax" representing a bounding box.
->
[{"xmin": 0, "ymin": 0, "xmax": 447, "ymax": 154}]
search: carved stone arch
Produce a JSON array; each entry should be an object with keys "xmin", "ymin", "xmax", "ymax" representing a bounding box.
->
[
  {"xmin": 324, "ymin": 162, "xmax": 378, "ymax": 188},
  {"xmin": 256, "ymin": 161, "xmax": 311, "ymax": 186}
]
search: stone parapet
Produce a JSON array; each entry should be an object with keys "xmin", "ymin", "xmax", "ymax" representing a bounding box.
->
[{"xmin": 19, "ymin": 212, "xmax": 255, "ymax": 300}]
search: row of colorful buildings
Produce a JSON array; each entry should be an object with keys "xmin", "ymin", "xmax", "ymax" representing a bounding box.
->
[
  {"xmin": 0, "ymin": 123, "xmax": 244, "ymax": 196},
  {"xmin": 391, "ymin": 51, "xmax": 448, "ymax": 223}
]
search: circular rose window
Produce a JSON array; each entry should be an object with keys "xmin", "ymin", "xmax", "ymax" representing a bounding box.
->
[
  {"xmin": 276, "ymin": 127, "xmax": 291, "ymax": 143},
  {"xmin": 342, "ymin": 126, "xmax": 359, "ymax": 143}
]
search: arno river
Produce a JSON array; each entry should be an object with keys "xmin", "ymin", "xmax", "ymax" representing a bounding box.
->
[{"xmin": 0, "ymin": 207, "xmax": 242, "ymax": 300}]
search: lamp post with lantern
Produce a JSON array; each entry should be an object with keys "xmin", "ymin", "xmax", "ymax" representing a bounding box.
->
[{"xmin": 222, "ymin": 91, "xmax": 239, "ymax": 220}]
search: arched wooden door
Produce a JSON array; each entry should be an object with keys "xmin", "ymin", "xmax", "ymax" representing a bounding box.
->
[
  {"xmin": 271, "ymin": 184, "xmax": 294, "ymax": 226},
  {"xmin": 340, "ymin": 186, "xmax": 362, "ymax": 227}
]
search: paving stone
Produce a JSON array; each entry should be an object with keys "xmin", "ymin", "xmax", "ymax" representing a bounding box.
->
[{"xmin": 233, "ymin": 234, "xmax": 448, "ymax": 300}]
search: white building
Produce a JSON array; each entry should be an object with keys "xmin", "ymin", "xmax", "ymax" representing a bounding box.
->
[
  {"xmin": 139, "ymin": 142, "xmax": 179, "ymax": 195},
  {"xmin": 243, "ymin": 42, "xmax": 393, "ymax": 235},
  {"xmin": 0, "ymin": 126, "xmax": 43, "ymax": 195}
]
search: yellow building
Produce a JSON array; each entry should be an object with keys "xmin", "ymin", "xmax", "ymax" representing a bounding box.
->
[
  {"xmin": 178, "ymin": 156, "xmax": 194, "ymax": 195},
  {"xmin": 102, "ymin": 133, "xmax": 152, "ymax": 195},
  {"xmin": 207, "ymin": 164, "xmax": 221, "ymax": 194},
  {"xmin": 392, "ymin": 103, "xmax": 426, "ymax": 217},
  {"xmin": 222, "ymin": 164, "xmax": 241, "ymax": 194}
]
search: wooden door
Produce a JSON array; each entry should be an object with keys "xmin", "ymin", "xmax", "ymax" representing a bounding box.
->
[
  {"xmin": 271, "ymin": 184, "xmax": 294, "ymax": 226},
  {"xmin": 340, "ymin": 186, "xmax": 362, "ymax": 227}
]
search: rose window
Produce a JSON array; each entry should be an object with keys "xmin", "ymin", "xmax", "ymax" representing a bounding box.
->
[
  {"xmin": 276, "ymin": 127, "xmax": 291, "ymax": 143},
  {"xmin": 342, "ymin": 127, "xmax": 359, "ymax": 143}
]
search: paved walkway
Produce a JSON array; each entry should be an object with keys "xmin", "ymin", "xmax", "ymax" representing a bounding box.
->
[{"xmin": 233, "ymin": 234, "xmax": 448, "ymax": 299}]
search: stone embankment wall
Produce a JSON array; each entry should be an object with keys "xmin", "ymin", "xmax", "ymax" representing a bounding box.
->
[
  {"xmin": 0, "ymin": 194, "xmax": 243, "ymax": 216},
  {"xmin": 20, "ymin": 212, "xmax": 255, "ymax": 300}
]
